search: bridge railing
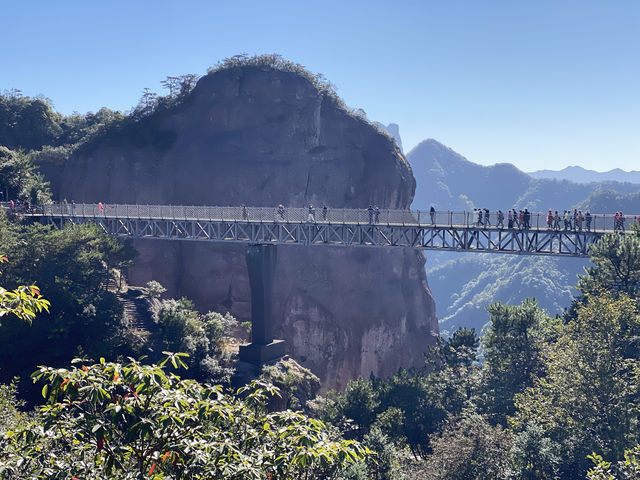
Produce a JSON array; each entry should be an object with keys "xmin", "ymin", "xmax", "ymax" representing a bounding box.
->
[{"xmin": 34, "ymin": 203, "xmax": 640, "ymax": 233}]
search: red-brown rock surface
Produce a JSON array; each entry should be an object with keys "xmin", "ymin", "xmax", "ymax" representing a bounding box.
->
[{"xmin": 42, "ymin": 62, "xmax": 438, "ymax": 389}]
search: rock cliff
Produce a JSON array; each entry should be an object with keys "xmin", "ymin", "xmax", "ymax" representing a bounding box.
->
[{"xmin": 42, "ymin": 60, "xmax": 438, "ymax": 389}]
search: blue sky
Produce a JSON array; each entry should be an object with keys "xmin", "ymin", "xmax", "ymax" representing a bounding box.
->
[{"xmin": 3, "ymin": 0, "xmax": 639, "ymax": 172}]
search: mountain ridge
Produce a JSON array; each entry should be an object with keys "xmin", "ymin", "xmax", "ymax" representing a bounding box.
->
[{"xmin": 529, "ymin": 165, "xmax": 640, "ymax": 184}]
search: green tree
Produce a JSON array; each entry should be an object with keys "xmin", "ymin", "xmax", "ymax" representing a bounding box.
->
[
  {"xmin": 260, "ymin": 357, "xmax": 321, "ymax": 411},
  {"xmin": 0, "ymin": 222, "xmax": 135, "ymax": 401},
  {"xmin": 480, "ymin": 298, "xmax": 554, "ymax": 425},
  {"xmin": 578, "ymin": 233, "xmax": 640, "ymax": 298},
  {"xmin": 423, "ymin": 413, "xmax": 513, "ymax": 480},
  {"xmin": 0, "ymin": 381, "xmax": 26, "ymax": 435},
  {"xmin": 0, "ymin": 93, "xmax": 63, "ymax": 151},
  {"xmin": 152, "ymin": 298, "xmax": 238, "ymax": 383},
  {"xmin": 0, "ymin": 147, "xmax": 51, "ymax": 203},
  {"xmin": 513, "ymin": 293, "xmax": 640, "ymax": 477},
  {"xmin": 510, "ymin": 422, "xmax": 560, "ymax": 480},
  {"xmin": 0, "ymin": 355, "xmax": 368, "ymax": 479},
  {"xmin": 145, "ymin": 280, "xmax": 166, "ymax": 300},
  {"xmin": 441, "ymin": 327, "xmax": 479, "ymax": 368}
]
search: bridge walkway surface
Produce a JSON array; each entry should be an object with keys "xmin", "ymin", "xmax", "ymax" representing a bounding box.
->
[{"xmin": 21, "ymin": 203, "xmax": 640, "ymax": 258}]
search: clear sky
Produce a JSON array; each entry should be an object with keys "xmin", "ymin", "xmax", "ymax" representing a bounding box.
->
[{"xmin": 2, "ymin": 0, "xmax": 639, "ymax": 172}]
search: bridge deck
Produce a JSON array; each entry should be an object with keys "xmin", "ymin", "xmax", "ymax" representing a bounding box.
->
[{"xmin": 19, "ymin": 203, "xmax": 640, "ymax": 258}]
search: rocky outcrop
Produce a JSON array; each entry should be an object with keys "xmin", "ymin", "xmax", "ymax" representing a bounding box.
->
[
  {"xmin": 373, "ymin": 122, "xmax": 404, "ymax": 154},
  {"xmin": 42, "ymin": 61, "xmax": 438, "ymax": 390}
]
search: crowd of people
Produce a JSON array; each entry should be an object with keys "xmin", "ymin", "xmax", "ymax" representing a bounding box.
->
[
  {"xmin": 250, "ymin": 204, "xmax": 639, "ymax": 232},
  {"xmin": 457, "ymin": 207, "xmax": 637, "ymax": 232}
]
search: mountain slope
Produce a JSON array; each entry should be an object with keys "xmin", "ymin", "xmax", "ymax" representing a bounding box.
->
[
  {"xmin": 529, "ymin": 166, "xmax": 640, "ymax": 184},
  {"xmin": 407, "ymin": 138, "xmax": 640, "ymax": 332}
]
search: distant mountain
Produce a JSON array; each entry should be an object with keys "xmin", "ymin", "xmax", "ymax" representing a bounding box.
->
[
  {"xmin": 408, "ymin": 139, "xmax": 529, "ymax": 211},
  {"xmin": 408, "ymin": 139, "xmax": 640, "ymax": 213},
  {"xmin": 575, "ymin": 190, "xmax": 640, "ymax": 216},
  {"xmin": 428, "ymin": 253, "xmax": 584, "ymax": 335},
  {"xmin": 407, "ymin": 138, "xmax": 640, "ymax": 333},
  {"xmin": 529, "ymin": 166, "xmax": 640, "ymax": 184},
  {"xmin": 373, "ymin": 122, "xmax": 403, "ymax": 154}
]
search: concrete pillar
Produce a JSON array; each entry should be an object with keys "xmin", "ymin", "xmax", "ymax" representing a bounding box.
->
[{"xmin": 238, "ymin": 243, "xmax": 285, "ymax": 364}]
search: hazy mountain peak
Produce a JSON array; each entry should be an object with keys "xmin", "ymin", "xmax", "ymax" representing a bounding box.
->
[
  {"xmin": 529, "ymin": 165, "xmax": 640, "ymax": 184},
  {"xmin": 373, "ymin": 122, "xmax": 404, "ymax": 154}
]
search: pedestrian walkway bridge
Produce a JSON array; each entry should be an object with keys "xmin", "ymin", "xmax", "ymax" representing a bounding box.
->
[{"xmin": 26, "ymin": 203, "xmax": 637, "ymax": 258}]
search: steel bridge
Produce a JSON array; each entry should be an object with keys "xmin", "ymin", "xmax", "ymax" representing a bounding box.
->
[
  {"xmin": 14, "ymin": 202, "xmax": 637, "ymax": 366},
  {"xmin": 27, "ymin": 203, "xmax": 638, "ymax": 258}
]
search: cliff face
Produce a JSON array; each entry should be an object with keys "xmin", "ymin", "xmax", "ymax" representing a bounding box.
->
[{"xmin": 43, "ymin": 65, "xmax": 438, "ymax": 389}]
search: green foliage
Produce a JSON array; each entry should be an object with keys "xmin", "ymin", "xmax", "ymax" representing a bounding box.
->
[
  {"xmin": 319, "ymin": 329, "xmax": 480, "ymax": 460},
  {"xmin": 512, "ymin": 293, "xmax": 640, "ymax": 477},
  {"xmin": 0, "ymin": 146, "xmax": 51, "ymax": 203},
  {"xmin": 479, "ymin": 298, "xmax": 555, "ymax": 425},
  {"xmin": 0, "ymin": 92, "xmax": 63, "ymax": 151},
  {"xmin": 0, "ymin": 355, "xmax": 369, "ymax": 479},
  {"xmin": 0, "ymin": 380, "xmax": 26, "ymax": 434},
  {"xmin": 0, "ymin": 91, "xmax": 127, "ymax": 158},
  {"xmin": 152, "ymin": 298, "xmax": 237, "ymax": 383},
  {"xmin": 0, "ymin": 283, "xmax": 49, "ymax": 325},
  {"xmin": 360, "ymin": 427, "xmax": 402, "ymax": 480},
  {"xmin": 509, "ymin": 422, "xmax": 560, "ymax": 480},
  {"xmin": 441, "ymin": 326, "xmax": 479, "ymax": 367},
  {"xmin": 578, "ymin": 233, "xmax": 640, "ymax": 297},
  {"xmin": 423, "ymin": 413, "xmax": 513, "ymax": 480},
  {"xmin": 588, "ymin": 446, "xmax": 640, "ymax": 480},
  {"xmin": 208, "ymin": 54, "xmax": 342, "ymax": 106},
  {"xmin": 260, "ymin": 357, "xmax": 320, "ymax": 411},
  {"xmin": 145, "ymin": 280, "xmax": 166, "ymax": 300},
  {"xmin": 0, "ymin": 221, "xmax": 136, "ymax": 402}
]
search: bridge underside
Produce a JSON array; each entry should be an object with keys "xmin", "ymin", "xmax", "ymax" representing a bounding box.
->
[{"xmin": 44, "ymin": 217, "xmax": 601, "ymax": 257}]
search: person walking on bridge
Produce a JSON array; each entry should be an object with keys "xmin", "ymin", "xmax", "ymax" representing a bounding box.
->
[
  {"xmin": 476, "ymin": 209, "xmax": 483, "ymax": 227},
  {"xmin": 585, "ymin": 211, "xmax": 592, "ymax": 231},
  {"xmin": 497, "ymin": 210, "xmax": 504, "ymax": 228},
  {"xmin": 242, "ymin": 204, "xmax": 248, "ymax": 221},
  {"xmin": 307, "ymin": 204, "xmax": 315, "ymax": 223},
  {"xmin": 368, "ymin": 205, "xmax": 374, "ymax": 224},
  {"xmin": 576, "ymin": 211, "xmax": 584, "ymax": 231},
  {"xmin": 430, "ymin": 206, "xmax": 436, "ymax": 225},
  {"xmin": 322, "ymin": 205, "xmax": 328, "ymax": 221},
  {"xmin": 507, "ymin": 209, "xmax": 513, "ymax": 229},
  {"xmin": 374, "ymin": 206, "xmax": 380, "ymax": 224}
]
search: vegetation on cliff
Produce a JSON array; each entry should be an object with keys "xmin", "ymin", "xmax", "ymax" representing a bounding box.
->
[{"xmin": 2, "ymin": 55, "xmax": 396, "ymax": 174}]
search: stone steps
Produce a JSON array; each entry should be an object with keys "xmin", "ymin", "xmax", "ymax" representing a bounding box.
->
[{"xmin": 118, "ymin": 289, "xmax": 155, "ymax": 333}]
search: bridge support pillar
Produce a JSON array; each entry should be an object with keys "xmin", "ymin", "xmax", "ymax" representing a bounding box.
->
[{"xmin": 239, "ymin": 243, "xmax": 285, "ymax": 365}]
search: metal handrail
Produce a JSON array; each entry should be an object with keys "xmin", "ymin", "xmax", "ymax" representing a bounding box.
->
[{"xmin": 15, "ymin": 203, "xmax": 640, "ymax": 234}]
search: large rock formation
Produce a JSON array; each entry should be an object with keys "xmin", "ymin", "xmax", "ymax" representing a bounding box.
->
[{"xmin": 41, "ymin": 61, "xmax": 438, "ymax": 389}]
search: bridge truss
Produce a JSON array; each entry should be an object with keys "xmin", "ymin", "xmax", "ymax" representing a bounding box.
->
[{"xmin": 39, "ymin": 206, "xmax": 609, "ymax": 257}]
